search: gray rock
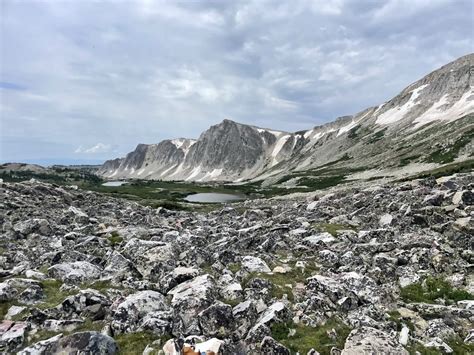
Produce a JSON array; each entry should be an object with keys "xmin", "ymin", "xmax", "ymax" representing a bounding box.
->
[
  {"xmin": 112, "ymin": 290, "xmax": 170, "ymax": 333},
  {"xmin": 0, "ymin": 321, "xmax": 28, "ymax": 352},
  {"xmin": 198, "ymin": 301, "xmax": 234, "ymax": 337},
  {"xmin": 341, "ymin": 326, "xmax": 408, "ymax": 355},
  {"xmin": 56, "ymin": 331, "xmax": 118, "ymax": 354},
  {"xmin": 48, "ymin": 261, "xmax": 102, "ymax": 284},
  {"xmin": 241, "ymin": 256, "xmax": 271, "ymax": 273},
  {"xmin": 260, "ymin": 336, "xmax": 291, "ymax": 354}
]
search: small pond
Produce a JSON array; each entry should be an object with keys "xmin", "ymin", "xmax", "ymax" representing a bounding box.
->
[
  {"xmin": 102, "ymin": 181, "xmax": 128, "ymax": 187},
  {"xmin": 184, "ymin": 192, "xmax": 246, "ymax": 203}
]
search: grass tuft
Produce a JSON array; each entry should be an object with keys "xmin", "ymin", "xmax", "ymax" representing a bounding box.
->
[
  {"xmin": 115, "ymin": 332, "xmax": 170, "ymax": 354},
  {"xmin": 312, "ymin": 223, "xmax": 356, "ymax": 237},
  {"xmin": 271, "ymin": 318, "xmax": 351, "ymax": 355},
  {"xmin": 400, "ymin": 277, "xmax": 473, "ymax": 304}
]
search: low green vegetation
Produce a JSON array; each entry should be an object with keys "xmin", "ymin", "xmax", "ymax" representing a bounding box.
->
[
  {"xmin": 115, "ymin": 331, "xmax": 170, "ymax": 354},
  {"xmin": 243, "ymin": 261, "xmax": 319, "ymax": 302},
  {"xmin": 398, "ymin": 159, "xmax": 474, "ymax": 182},
  {"xmin": 271, "ymin": 318, "xmax": 352, "ymax": 355},
  {"xmin": 297, "ymin": 175, "xmax": 346, "ymax": 189},
  {"xmin": 227, "ymin": 263, "xmax": 241, "ymax": 274},
  {"xmin": 38, "ymin": 279, "xmax": 76, "ymax": 309},
  {"xmin": 26, "ymin": 319, "xmax": 104, "ymax": 347},
  {"xmin": 312, "ymin": 222, "xmax": 356, "ymax": 237},
  {"xmin": 386, "ymin": 310, "xmax": 415, "ymax": 332},
  {"xmin": 400, "ymin": 277, "xmax": 474, "ymax": 304},
  {"xmin": 107, "ymin": 231, "xmax": 124, "ymax": 246},
  {"xmin": 398, "ymin": 154, "xmax": 421, "ymax": 167},
  {"xmin": 366, "ymin": 128, "xmax": 387, "ymax": 144},
  {"xmin": 0, "ymin": 165, "xmax": 102, "ymax": 184},
  {"xmin": 425, "ymin": 128, "xmax": 474, "ymax": 164},
  {"xmin": 0, "ymin": 301, "xmax": 17, "ymax": 320},
  {"xmin": 405, "ymin": 336, "xmax": 474, "ymax": 355}
]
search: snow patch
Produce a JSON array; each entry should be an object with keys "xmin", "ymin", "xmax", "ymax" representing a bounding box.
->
[
  {"xmin": 257, "ymin": 128, "xmax": 284, "ymax": 137},
  {"xmin": 303, "ymin": 129, "xmax": 313, "ymax": 139},
  {"xmin": 171, "ymin": 139, "xmax": 186, "ymax": 149},
  {"xmin": 376, "ymin": 84, "xmax": 429, "ymax": 125},
  {"xmin": 210, "ymin": 168, "xmax": 223, "ymax": 178},
  {"xmin": 337, "ymin": 120, "xmax": 358, "ymax": 137},
  {"xmin": 185, "ymin": 165, "xmax": 202, "ymax": 181},
  {"xmin": 271, "ymin": 135, "xmax": 291, "ymax": 159},
  {"xmin": 160, "ymin": 164, "xmax": 177, "ymax": 177},
  {"xmin": 137, "ymin": 168, "xmax": 146, "ymax": 176},
  {"xmin": 412, "ymin": 89, "xmax": 474, "ymax": 128}
]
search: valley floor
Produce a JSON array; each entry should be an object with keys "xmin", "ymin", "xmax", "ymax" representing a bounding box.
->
[{"xmin": 0, "ymin": 173, "xmax": 473, "ymax": 354}]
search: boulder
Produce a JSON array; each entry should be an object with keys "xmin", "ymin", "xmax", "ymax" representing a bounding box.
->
[
  {"xmin": 260, "ymin": 336, "xmax": 291, "ymax": 355},
  {"xmin": 168, "ymin": 275, "xmax": 216, "ymax": 336},
  {"xmin": 56, "ymin": 331, "xmax": 118, "ymax": 354},
  {"xmin": 241, "ymin": 256, "xmax": 271, "ymax": 273},
  {"xmin": 48, "ymin": 261, "xmax": 101, "ymax": 284},
  {"xmin": 112, "ymin": 290, "xmax": 170, "ymax": 333},
  {"xmin": 198, "ymin": 301, "xmax": 234, "ymax": 337},
  {"xmin": 18, "ymin": 334, "xmax": 63, "ymax": 355},
  {"xmin": 341, "ymin": 326, "xmax": 408, "ymax": 355},
  {"xmin": 0, "ymin": 321, "xmax": 28, "ymax": 352}
]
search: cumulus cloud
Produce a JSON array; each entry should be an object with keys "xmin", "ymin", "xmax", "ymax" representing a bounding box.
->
[{"xmin": 0, "ymin": 0, "xmax": 472, "ymax": 164}]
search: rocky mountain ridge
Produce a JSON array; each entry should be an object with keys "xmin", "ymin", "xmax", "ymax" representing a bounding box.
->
[{"xmin": 98, "ymin": 54, "xmax": 474, "ymax": 183}]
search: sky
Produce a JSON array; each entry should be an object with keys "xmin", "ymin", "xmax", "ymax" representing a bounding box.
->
[{"xmin": 1, "ymin": 0, "xmax": 473, "ymax": 165}]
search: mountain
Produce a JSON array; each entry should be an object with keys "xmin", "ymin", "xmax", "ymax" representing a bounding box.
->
[{"xmin": 98, "ymin": 54, "xmax": 474, "ymax": 183}]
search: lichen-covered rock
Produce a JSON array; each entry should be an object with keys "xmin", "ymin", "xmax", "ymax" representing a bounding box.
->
[
  {"xmin": 56, "ymin": 331, "xmax": 118, "ymax": 354},
  {"xmin": 198, "ymin": 301, "xmax": 234, "ymax": 337},
  {"xmin": 241, "ymin": 256, "xmax": 271, "ymax": 273},
  {"xmin": 0, "ymin": 282, "xmax": 17, "ymax": 301},
  {"xmin": 341, "ymin": 327, "xmax": 408, "ymax": 355},
  {"xmin": 260, "ymin": 336, "xmax": 291, "ymax": 355},
  {"xmin": 0, "ymin": 321, "xmax": 28, "ymax": 352},
  {"xmin": 48, "ymin": 261, "xmax": 102, "ymax": 284},
  {"xmin": 18, "ymin": 334, "xmax": 63, "ymax": 355},
  {"xmin": 112, "ymin": 290, "xmax": 170, "ymax": 333},
  {"xmin": 168, "ymin": 275, "xmax": 216, "ymax": 336}
]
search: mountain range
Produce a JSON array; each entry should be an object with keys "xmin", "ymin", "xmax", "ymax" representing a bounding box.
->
[{"xmin": 98, "ymin": 54, "xmax": 474, "ymax": 184}]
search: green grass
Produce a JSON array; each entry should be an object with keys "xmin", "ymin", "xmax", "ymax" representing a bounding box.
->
[
  {"xmin": 0, "ymin": 301, "xmax": 17, "ymax": 320},
  {"xmin": 227, "ymin": 263, "xmax": 241, "ymax": 274},
  {"xmin": 115, "ymin": 331, "xmax": 170, "ymax": 354},
  {"xmin": 107, "ymin": 231, "xmax": 124, "ymax": 247},
  {"xmin": 400, "ymin": 277, "xmax": 474, "ymax": 304},
  {"xmin": 221, "ymin": 298, "xmax": 242, "ymax": 307},
  {"xmin": 312, "ymin": 223, "xmax": 356, "ymax": 237},
  {"xmin": 271, "ymin": 318, "xmax": 352, "ymax": 355},
  {"xmin": 243, "ymin": 261, "xmax": 319, "ymax": 302},
  {"xmin": 37, "ymin": 279, "xmax": 77, "ymax": 309}
]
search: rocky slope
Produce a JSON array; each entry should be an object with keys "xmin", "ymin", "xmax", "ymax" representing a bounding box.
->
[
  {"xmin": 98, "ymin": 54, "xmax": 474, "ymax": 183},
  {"xmin": 1, "ymin": 174, "xmax": 473, "ymax": 354}
]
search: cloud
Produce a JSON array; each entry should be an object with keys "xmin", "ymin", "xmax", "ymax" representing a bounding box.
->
[
  {"xmin": 1, "ymin": 0, "xmax": 472, "ymax": 163},
  {"xmin": 75, "ymin": 143, "xmax": 112, "ymax": 154}
]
